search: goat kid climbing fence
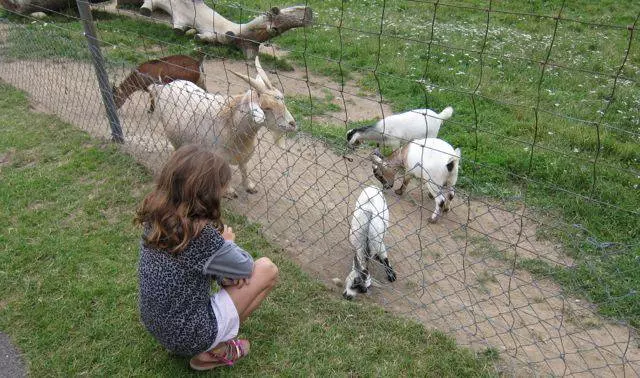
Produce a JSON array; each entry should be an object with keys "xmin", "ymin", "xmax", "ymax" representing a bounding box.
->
[{"xmin": 0, "ymin": 0, "xmax": 638, "ymax": 376}]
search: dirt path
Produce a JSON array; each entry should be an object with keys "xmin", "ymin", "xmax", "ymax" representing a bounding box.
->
[{"xmin": 0, "ymin": 56, "xmax": 637, "ymax": 377}]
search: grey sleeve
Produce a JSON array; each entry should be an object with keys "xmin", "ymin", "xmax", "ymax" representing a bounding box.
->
[{"xmin": 202, "ymin": 241, "xmax": 254, "ymax": 280}]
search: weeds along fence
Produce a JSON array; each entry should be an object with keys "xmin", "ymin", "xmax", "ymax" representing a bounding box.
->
[{"xmin": 1, "ymin": 0, "xmax": 639, "ymax": 376}]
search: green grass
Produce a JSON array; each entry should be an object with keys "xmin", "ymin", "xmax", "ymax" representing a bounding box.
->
[
  {"xmin": 0, "ymin": 82, "xmax": 498, "ymax": 376},
  {"xmin": 1, "ymin": 1, "xmax": 639, "ymax": 327}
]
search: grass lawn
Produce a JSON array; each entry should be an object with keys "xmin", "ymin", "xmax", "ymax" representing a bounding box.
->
[
  {"xmin": 0, "ymin": 82, "xmax": 498, "ymax": 376},
  {"xmin": 1, "ymin": 0, "xmax": 638, "ymax": 327}
]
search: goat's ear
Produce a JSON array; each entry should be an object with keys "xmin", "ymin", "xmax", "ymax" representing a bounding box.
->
[
  {"xmin": 249, "ymin": 102, "xmax": 265, "ymax": 124},
  {"xmin": 454, "ymin": 148, "xmax": 461, "ymax": 160},
  {"xmin": 229, "ymin": 70, "xmax": 267, "ymax": 93}
]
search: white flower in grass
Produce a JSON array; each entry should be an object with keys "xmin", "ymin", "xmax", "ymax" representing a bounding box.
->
[{"xmin": 573, "ymin": 148, "xmax": 580, "ymax": 153}]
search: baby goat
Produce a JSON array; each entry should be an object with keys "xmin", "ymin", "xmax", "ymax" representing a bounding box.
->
[
  {"xmin": 346, "ymin": 106, "xmax": 453, "ymax": 148},
  {"xmin": 372, "ymin": 138, "xmax": 461, "ymax": 223},
  {"xmin": 343, "ymin": 186, "xmax": 396, "ymax": 300},
  {"xmin": 112, "ymin": 54, "xmax": 206, "ymax": 112}
]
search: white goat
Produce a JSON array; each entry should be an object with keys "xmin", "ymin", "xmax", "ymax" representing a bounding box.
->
[
  {"xmin": 346, "ymin": 106, "xmax": 453, "ymax": 148},
  {"xmin": 343, "ymin": 186, "xmax": 396, "ymax": 300},
  {"xmin": 371, "ymin": 138, "xmax": 461, "ymax": 223},
  {"xmin": 151, "ymin": 56, "xmax": 297, "ymax": 196}
]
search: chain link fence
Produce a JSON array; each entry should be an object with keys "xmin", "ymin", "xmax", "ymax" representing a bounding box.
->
[{"xmin": 1, "ymin": 1, "xmax": 638, "ymax": 376}]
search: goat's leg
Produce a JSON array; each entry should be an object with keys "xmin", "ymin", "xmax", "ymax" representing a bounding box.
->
[
  {"xmin": 343, "ymin": 248, "xmax": 370, "ymax": 300},
  {"xmin": 429, "ymin": 193, "xmax": 446, "ymax": 223},
  {"xmin": 443, "ymin": 187, "xmax": 455, "ymax": 212},
  {"xmin": 223, "ymin": 187, "xmax": 238, "ymax": 199},
  {"xmin": 343, "ymin": 269, "xmax": 358, "ymax": 300},
  {"xmin": 371, "ymin": 239, "xmax": 396, "ymax": 282},
  {"xmin": 146, "ymin": 88, "xmax": 155, "ymax": 113},
  {"xmin": 239, "ymin": 162, "xmax": 257, "ymax": 194},
  {"xmin": 196, "ymin": 76, "xmax": 207, "ymax": 92},
  {"xmin": 352, "ymin": 248, "xmax": 370, "ymax": 293},
  {"xmin": 395, "ymin": 174, "xmax": 411, "ymax": 196}
]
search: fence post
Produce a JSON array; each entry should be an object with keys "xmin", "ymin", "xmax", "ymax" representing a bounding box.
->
[{"xmin": 76, "ymin": 0, "xmax": 124, "ymax": 143}]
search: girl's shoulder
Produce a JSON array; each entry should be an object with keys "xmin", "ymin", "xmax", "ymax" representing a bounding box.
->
[{"xmin": 188, "ymin": 223, "xmax": 225, "ymax": 254}]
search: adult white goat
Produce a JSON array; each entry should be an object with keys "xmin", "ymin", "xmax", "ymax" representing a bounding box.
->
[
  {"xmin": 343, "ymin": 186, "xmax": 396, "ymax": 300},
  {"xmin": 371, "ymin": 138, "xmax": 461, "ymax": 223},
  {"xmin": 346, "ymin": 106, "xmax": 453, "ymax": 148},
  {"xmin": 151, "ymin": 56, "xmax": 297, "ymax": 196}
]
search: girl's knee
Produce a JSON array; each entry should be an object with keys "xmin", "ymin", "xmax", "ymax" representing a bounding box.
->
[{"xmin": 255, "ymin": 257, "xmax": 279, "ymax": 282}]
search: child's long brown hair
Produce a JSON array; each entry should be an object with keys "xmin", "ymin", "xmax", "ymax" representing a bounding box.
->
[{"xmin": 135, "ymin": 144, "xmax": 232, "ymax": 253}]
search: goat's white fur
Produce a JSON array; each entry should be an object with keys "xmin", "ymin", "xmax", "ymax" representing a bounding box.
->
[
  {"xmin": 372, "ymin": 138, "xmax": 461, "ymax": 223},
  {"xmin": 343, "ymin": 186, "xmax": 396, "ymax": 300},
  {"xmin": 347, "ymin": 106, "xmax": 453, "ymax": 147},
  {"xmin": 151, "ymin": 56, "xmax": 296, "ymax": 196}
]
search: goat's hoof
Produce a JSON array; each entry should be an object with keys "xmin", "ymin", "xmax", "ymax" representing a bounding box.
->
[
  {"xmin": 443, "ymin": 207, "xmax": 450, "ymax": 213},
  {"xmin": 246, "ymin": 187, "xmax": 258, "ymax": 194},
  {"xmin": 387, "ymin": 271, "xmax": 397, "ymax": 282},
  {"xmin": 224, "ymin": 190, "xmax": 238, "ymax": 199},
  {"xmin": 428, "ymin": 217, "xmax": 438, "ymax": 224},
  {"xmin": 342, "ymin": 292, "xmax": 354, "ymax": 300},
  {"xmin": 394, "ymin": 189, "xmax": 404, "ymax": 196},
  {"xmin": 139, "ymin": 7, "xmax": 151, "ymax": 16}
]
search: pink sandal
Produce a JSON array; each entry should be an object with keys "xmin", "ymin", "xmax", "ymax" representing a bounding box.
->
[{"xmin": 189, "ymin": 339, "xmax": 250, "ymax": 371}]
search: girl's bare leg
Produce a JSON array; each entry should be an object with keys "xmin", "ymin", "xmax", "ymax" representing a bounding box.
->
[
  {"xmin": 225, "ymin": 257, "xmax": 279, "ymax": 322},
  {"xmin": 191, "ymin": 258, "xmax": 278, "ymax": 365}
]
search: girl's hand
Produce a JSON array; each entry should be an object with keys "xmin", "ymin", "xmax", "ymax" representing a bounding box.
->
[
  {"xmin": 234, "ymin": 278, "xmax": 250, "ymax": 289},
  {"xmin": 220, "ymin": 277, "xmax": 250, "ymax": 288},
  {"xmin": 222, "ymin": 225, "xmax": 235, "ymax": 241}
]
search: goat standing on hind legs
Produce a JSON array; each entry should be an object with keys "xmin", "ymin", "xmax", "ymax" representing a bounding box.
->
[
  {"xmin": 111, "ymin": 54, "xmax": 206, "ymax": 113},
  {"xmin": 343, "ymin": 186, "xmax": 396, "ymax": 300}
]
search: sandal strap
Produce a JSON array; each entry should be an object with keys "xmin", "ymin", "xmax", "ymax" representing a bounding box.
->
[{"xmin": 207, "ymin": 339, "xmax": 247, "ymax": 366}]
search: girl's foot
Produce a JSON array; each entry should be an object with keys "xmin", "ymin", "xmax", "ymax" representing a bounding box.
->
[{"xmin": 189, "ymin": 339, "xmax": 250, "ymax": 371}]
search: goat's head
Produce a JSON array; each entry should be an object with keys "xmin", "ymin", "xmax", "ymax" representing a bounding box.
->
[
  {"xmin": 371, "ymin": 149, "xmax": 396, "ymax": 190},
  {"xmin": 229, "ymin": 56, "xmax": 297, "ymax": 135}
]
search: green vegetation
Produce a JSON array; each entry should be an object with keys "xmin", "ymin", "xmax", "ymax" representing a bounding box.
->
[
  {"xmin": 1, "ymin": 0, "xmax": 638, "ymax": 326},
  {"xmin": 0, "ymin": 82, "xmax": 498, "ymax": 376}
]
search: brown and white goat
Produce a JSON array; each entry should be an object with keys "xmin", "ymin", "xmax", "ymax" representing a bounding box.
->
[
  {"xmin": 111, "ymin": 54, "xmax": 206, "ymax": 112},
  {"xmin": 372, "ymin": 138, "xmax": 461, "ymax": 223},
  {"xmin": 151, "ymin": 56, "xmax": 297, "ymax": 196}
]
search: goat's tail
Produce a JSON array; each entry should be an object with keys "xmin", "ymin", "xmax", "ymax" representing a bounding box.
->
[
  {"xmin": 445, "ymin": 148, "xmax": 461, "ymax": 172},
  {"xmin": 438, "ymin": 106, "xmax": 454, "ymax": 120}
]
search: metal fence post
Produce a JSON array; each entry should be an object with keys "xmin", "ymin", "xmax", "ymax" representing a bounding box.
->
[{"xmin": 76, "ymin": 0, "xmax": 124, "ymax": 143}]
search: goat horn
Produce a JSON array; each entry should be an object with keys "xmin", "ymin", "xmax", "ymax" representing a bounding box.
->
[
  {"xmin": 254, "ymin": 56, "xmax": 275, "ymax": 90},
  {"xmin": 228, "ymin": 70, "xmax": 268, "ymax": 93}
]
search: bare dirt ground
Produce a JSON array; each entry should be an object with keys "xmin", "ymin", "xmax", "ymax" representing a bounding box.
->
[{"xmin": 1, "ymin": 46, "xmax": 638, "ymax": 376}]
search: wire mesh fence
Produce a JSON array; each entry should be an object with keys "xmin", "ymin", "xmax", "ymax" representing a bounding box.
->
[{"xmin": 1, "ymin": 0, "xmax": 638, "ymax": 376}]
